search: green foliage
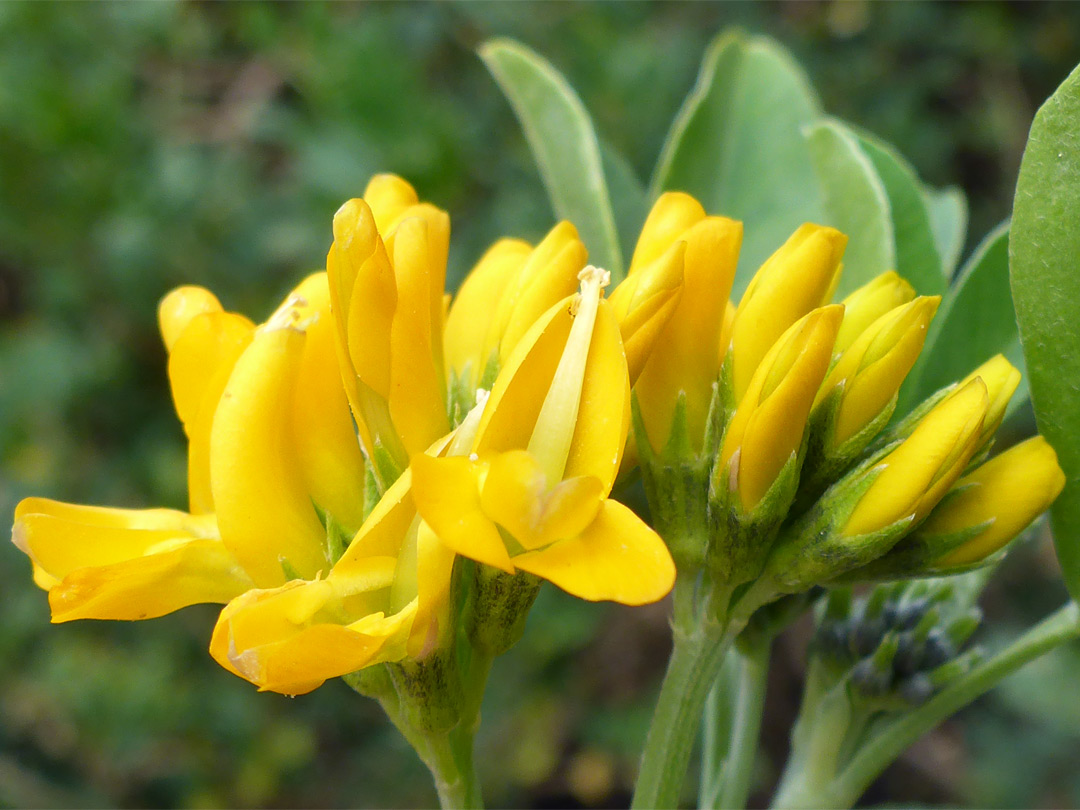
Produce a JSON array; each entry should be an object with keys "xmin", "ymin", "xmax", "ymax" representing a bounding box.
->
[
  {"xmin": 651, "ymin": 30, "xmax": 824, "ymax": 294},
  {"xmin": 480, "ymin": 39, "xmax": 626, "ymax": 281},
  {"xmin": 1011, "ymin": 63, "xmax": 1080, "ymax": 603}
]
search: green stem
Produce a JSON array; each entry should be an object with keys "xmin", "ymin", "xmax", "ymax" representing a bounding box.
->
[
  {"xmin": 827, "ymin": 601, "xmax": 1080, "ymax": 808},
  {"xmin": 715, "ymin": 637, "xmax": 772, "ymax": 810},
  {"xmin": 632, "ymin": 577, "xmax": 734, "ymax": 810},
  {"xmin": 698, "ymin": 654, "xmax": 739, "ymax": 808}
]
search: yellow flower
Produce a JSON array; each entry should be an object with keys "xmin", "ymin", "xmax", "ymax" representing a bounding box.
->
[
  {"xmin": 326, "ymin": 174, "xmax": 452, "ymax": 477},
  {"xmin": 620, "ymin": 192, "xmax": 742, "ymax": 453},
  {"xmin": 444, "ymin": 221, "xmax": 587, "ymax": 394},
  {"xmin": 833, "ymin": 271, "xmax": 916, "ymax": 354},
  {"xmin": 209, "ymin": 458, "xmax": 456, "ymax": 695},
  {"xmin": 12, "ymin": 273, "xmax": 368, "ymax": 625},
  {"xmin": 816, "ymin": 296, "xmax": 940, "ymax": 446},
  {"xmin": 717, "ymin": 306, "xmax": 844, "ymax": 511},
  {"xmin": 727, "ymin": 223, "xmax": 847, "ymax": 402},
  {"xmin": 926, "ymin": 436, "xmax": 1065, "ymax": 567},
  {"xmin": 412, "ymin": 267, "xmax": 676, "ymax": 605},
  {"xmin": 843, "ymin": 378, "xmax": 990, "ymax": 537},
  {"xmin": 959, "ymin": 354, "xmax": 1021, "ymax": 446}
]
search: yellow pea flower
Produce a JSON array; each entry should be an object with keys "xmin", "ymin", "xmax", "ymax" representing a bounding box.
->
[
  {"xmin": 444, "ymin": 221, "xmax": 587, "ymax": 394},
  {"xmin": 843, "ymin": 378, "xmax": 990, "ymax": 537},
  {"xmin": 717, "ymin": 306, "xmax": 844, "ymax": 511},
  {"xmin": 959, "ymin": 354, "xmax": 1021, "ymax": 446},
  {"xmin": 412, "ymin": 267, "xmax": 676, "ymax": 605},
  {"xmin": 621, "ymin": 192, "xmax": 742, "ymax": 453},
  {"xmin": 326, "ymin": 175, "xmax": 452, "ymax": 478},
  {"xmin": 728, "ymin": 223, "xmax": 847, "ymax": 402},
  {"xmin": 926, "ymin": 436, "xmax": 1065, "ymax": 567},
  {"xmin": 209, "ymin": 462, "xmax": 455, "ymax": 696},
  {"xmin": 816, "ymin": 296, "xmax": 941, "ymax": 447},
  {"xmin": 833, "ymin": 271, "xmax": 916, "ymax": 354}
]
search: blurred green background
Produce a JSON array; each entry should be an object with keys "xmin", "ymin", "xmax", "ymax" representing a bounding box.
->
[{"xmin": 2, "ymin": 2, "xmax": 1079, "ymax": 807}]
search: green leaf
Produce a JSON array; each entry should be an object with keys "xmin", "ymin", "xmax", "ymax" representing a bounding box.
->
[
  {"xmin": 805, "ymin": 119, "xmax": 895, "ymax": 298},
  {"xmin": 601, "ymin": 142, "xmax": 649, "ymax": 270},
  {"xmin": 479, "ymin": 38, "xmax": 624, "ymax": 280},
  {"xmin": 925, "ymin": 185, "xmax": 969, "ymax": 279},
  {"xmin": 900, "ymin": 222, "xmax": 1019, "ymax": 413},
  {"xmin": 1010, "ymin": 62, "xmax": 1080, "ymax": 602},
  {"xmin": 651, "ymin": 30, "xmax": 824, "ymax": 295},
  {"xmin": 857, "ymin": 133, "xmax": 947, "ymax": 296}
]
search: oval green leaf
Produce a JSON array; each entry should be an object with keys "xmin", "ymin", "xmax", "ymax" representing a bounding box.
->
[
  {"xmin": 480, "ymin": 38, "xmax": 624, "ymax": 280},
  {"xmin": 1010, "ymin": 62, "xmax": 1080, "ymax": 602},
  {"xmin": 651, "ymin": 30, "xmax": 824, "ymax": 294},
  {"xmin": 806, "ymin": 119, "xmax": 895, "ymax": 298}
]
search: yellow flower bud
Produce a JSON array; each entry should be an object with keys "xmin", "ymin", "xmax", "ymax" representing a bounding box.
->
[
  {"xmin": 844, "ymin": 378, "xmax": 989, "ymax": 537},
  {"xmin": 728, "ymin": 224, "xmax": 848, "ymax": 401},
  {"xmin": 817, "ymin": 296, "xmax": 940, "ymax": 446},
  {"xmin": 959, "ymin": 354, "xmax": 1021, "ymax": 445},
  {"xmin": 158, "ymin": 285, "xmax": 224, "ymax": 352},
  {"xmin": 833, "ymin": 271, "xmax": 916, "ymax": 354},
  {"xmin": 326, "ymin": 176, "xmax": 452, "ymax": 475},
  {"xmin": 627, "ymin": 193, "xmax": 743, "ymax": 453},
  {"xmin": 718, "ymin": 305, "xmax": 844, "ymax": 511},
  {"xmin": 928, "ymin": 436, "xmax": 1065, "ymax": 567},
  {"xmin": 444, "ymin": 222, "xmax": 586, "ymax": 394}
]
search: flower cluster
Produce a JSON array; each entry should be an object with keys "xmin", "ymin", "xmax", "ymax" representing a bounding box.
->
[{"xmin": 11, "ymin": 175, "xmax": 1064, "ymax": 706}]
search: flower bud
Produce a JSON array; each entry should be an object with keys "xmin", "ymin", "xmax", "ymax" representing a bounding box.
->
[
  {"xmin": 959, "ymin": 355, "xmax": 1021, "ymax": 447},
  {"xmin": 717, "ymin": 305, "xmax": 844, "ymax": 511},
  {"xmin": 628, "ymin": 193, "xmax": 742, "ymax": 454},
  {"xmin": 833, "ymin": 272, "xmax": 916, "ymax": 354},
  {"xmin": 727, "ymin": 224, "xmax": 847, "ymax": 402},
  {"xmin": 843, "ymin": 378, "xmax": 989, "ymax": 537},
  {"xmin": 818, "ymin": 296, "xmax": 940, "ymax": 448},
  {"xmin": 925, "ymin": 436, "xmax": 1064, "ymax": 567}
]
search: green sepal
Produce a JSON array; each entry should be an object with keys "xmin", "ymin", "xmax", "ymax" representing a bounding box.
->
[
  {"xmin": 278, "ymin": 556, "xmax": 303, "ymax": 581},
  {"xmin": 362, "ymin": 464, "xmax": 380, "ymax": 522},
  {"xmin": 707, "ymin": 443, "xmax": 802, "ymax": 588},
  {"xmin": 794, "ymin": 383, "xmax": 898, "ymax": 515},
  {"xmin": 341, "ymin": 662, "xmax": 396, "ymax": 701},
  {"xmin": 386, "ymin": 646, "xmax": 466, "ymax": 734},
  {"xmin": 312, "ymin": 501, "xmax": 353, "ymax": 565},
  {"xmin": 632, "ymin": 391, "xmax": 715, "ymax": 572},
  {"xmin": 840, "ymin": 519, "xmax": 991, "ymax": 582},
  {"xmin": 760, "ymin": 465, "xmax": 918, "ymax": 594},
  {"xmin": 462, "ymin": 562, "xmax": 541, "ymax": 657},
  {"xmin": 370, "ymin": 439, "xmax": 405, "ymax": 495}
]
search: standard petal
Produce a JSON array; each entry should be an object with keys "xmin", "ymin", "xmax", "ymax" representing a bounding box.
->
[{"xmin": 512, "ymin": 500, "xmax": 675, "ymax": 605}]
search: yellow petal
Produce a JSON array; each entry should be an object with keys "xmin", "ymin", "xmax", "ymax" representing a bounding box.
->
[
  {"xmin": 410, "ymin": 454, "xmax": 514, "ymax": 572},
  {"xmin": 721, "ymin": 306, "xmax": 842, "ymax": 509},
  {"xmin": 445, "ymin": 238, "xmax": 532, "ymax": 386},
  {"xmin": 512, "ymin": 500, "xmax": 675, "ymax": 605},
  {"xmin": 931, "ymin": 436, "xmax": 1065, "ymax": 566},
  {"xmin": 364, "ymin": 174, "xmax": 419, "ymax": 232},
  {"xmin": 334, "ymin": 469, "xmax": 419, "ymax": 568},
  {"xmin": 47, "ymin": 538, "xmax": 254, "ymax": 623},
  {"xmin": 210, "ymin": 322, "xmax": 330, "ymax": 586},
  {"xmin": 479, "ymin": 450, "xmax": 604, "ymax": 550},
  {"xmin": 635, "ymin": 216, "xmax": 742, "ymax": 452},
  {"xmin": 409, "ymin": 520, "xmax": 457, "ymax": 657},
  {"xmin": 328, "ymin": 198, "xmax": 396, "ymax": 400},
  {"xmin": 730, "ymin": 223, "xmax": 847, "ymax": 401},
  {"xmin": 844, "ymin": 379, "xmax": 989, "ymax": 536},
  {"xmin": 388, "ymin": 216, "xmax": 451, "ymax": 455},
  {"xmin": 960, "ymin": 355, "xmax": 1021, "ymax": 443},
  {"xmin": 167, "ymin": 310, "xmax": 255, "ymax": 513},
  {"xmin": 285, "ymin": 273, "xmax": 367, "ymax": 532},
  {"xmin": 834, "ymin": 271, "xmax": 916, "ymax": 354},
  {"xmin": 158, "ymin": 285, "xmax": 223, "ymax": 352},
  {"xmin": 210, "ymin": 575, "xmax": 413, "ymax": 695},
  {"xmin": 628, "ymin": 192, "xmax": 705, "ymax": 273}
]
